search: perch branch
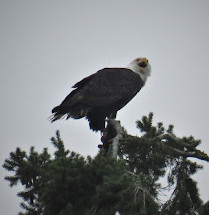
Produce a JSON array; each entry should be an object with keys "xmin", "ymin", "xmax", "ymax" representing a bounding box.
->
[
  {"xmin": 100, "ymin": 119, "xmax": 123, "ymax": 159},
  {"xmin": 107, "ymin": 119, "xmax": 123, "ymax": 159}
]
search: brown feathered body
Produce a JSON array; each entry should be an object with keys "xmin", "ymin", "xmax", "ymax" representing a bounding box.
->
[{"xmin": 50, "ymin": 68, "xmax": 144, "ymax": 131}]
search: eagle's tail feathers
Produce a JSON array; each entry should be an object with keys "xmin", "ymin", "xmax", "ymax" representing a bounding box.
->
[
  {"xmin": 50, "ymin": 107, "xmax": 88, "ymax": 122},
  {"xmin": 69, "ymin": 108, "xmax": 88, "ymax": 119},
  {"xmin": 49, "ymin": 114, "xmax": 65, "ymax": 122}
]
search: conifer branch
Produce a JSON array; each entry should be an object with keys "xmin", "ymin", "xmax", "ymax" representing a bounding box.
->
[{"xmin": 153, "ymin": 133, "xmax": 209, "ymax": 162}]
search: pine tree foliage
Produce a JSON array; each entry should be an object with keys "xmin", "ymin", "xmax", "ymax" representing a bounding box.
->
[
  {"xmin": 3, "ymin": 146, "xmax": 50, "ymax": 215},
  {"xmin": 199, "ymin": 201, "xmax": 209, "ymax": 215},
  {"xmin": 3, "ymin": 113, "xmax": 209, "ymax": 215},
  {"xmin": 119, "ymin": 112, "xmax": 207, "ymax": 214}
]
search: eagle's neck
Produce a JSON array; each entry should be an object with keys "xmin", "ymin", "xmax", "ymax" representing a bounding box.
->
[{"xmin": 126, "ymin": 63, "xmax": 151, "ymax": 84}]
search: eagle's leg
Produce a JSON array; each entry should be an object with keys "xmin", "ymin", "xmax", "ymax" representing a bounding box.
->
[
  {"xmin": 99, "ymin": 127, "xmax": 109, "ymax": 152},
  {"xmin": 99, "ymin": 119, "xmax": 123, "ymax": 158},
  {"xmin": 99, "ymin": 114, "xmax": 115, "ymax": 152}
]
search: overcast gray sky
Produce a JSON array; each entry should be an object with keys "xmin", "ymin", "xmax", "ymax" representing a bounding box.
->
[{"xmin": 1, "ymin": 1, "xmax": 209, "ymax": 214}]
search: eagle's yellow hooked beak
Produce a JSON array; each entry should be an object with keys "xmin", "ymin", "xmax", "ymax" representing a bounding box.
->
[{"xmin": 138, "ymin": 58, "xmax": 148, "ymax": 70}]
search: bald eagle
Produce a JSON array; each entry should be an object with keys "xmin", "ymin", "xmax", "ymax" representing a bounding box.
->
[{"xmin": 50, "ymin": 58, "xmax": 151, "ymax": 131}]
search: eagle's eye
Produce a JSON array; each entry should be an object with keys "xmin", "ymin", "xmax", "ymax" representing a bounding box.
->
[{"xmin": 138, "ymin": 61, "xmax": 147, "ymax": 68}]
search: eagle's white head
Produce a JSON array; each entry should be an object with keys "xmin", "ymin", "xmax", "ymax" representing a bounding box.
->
[{"xmin": 127, "ymin": 57, "xmax": 151, "ymax": 84}]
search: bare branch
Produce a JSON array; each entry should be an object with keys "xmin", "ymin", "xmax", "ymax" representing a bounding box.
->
[
  {"xmin": 99, "ymin": 119, "xmax": 124, "ymax": 159},
  {"xmin": 107, "ymin": 119, "xmax": 123, "ymax": 159}
]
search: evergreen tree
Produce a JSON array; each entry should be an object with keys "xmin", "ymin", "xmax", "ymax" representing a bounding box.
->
[
  {"xmin": 3, "ymin": 113, "xmax": 209, "ymax": 215},
  {"xmin": 3, "ymin": 146, "xmax": 50, "ymax": 215},
  {"xmin": 199, "ymin": 201, "xmax": 209, "ymax": 215},
  {"xmin": 119, "ymin": 113, "xmax": 207, "ymax": 214}
]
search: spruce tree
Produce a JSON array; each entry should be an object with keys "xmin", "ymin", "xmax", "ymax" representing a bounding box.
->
[
  {"xmin": 3, "ymin": 113, "xmax": 209, "ymax": 215},
  {"xmin": 199, "ymin": 201, "xmax": 209, "ymax": 215}
]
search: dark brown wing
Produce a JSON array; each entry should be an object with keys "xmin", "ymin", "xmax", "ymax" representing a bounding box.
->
[
  {"xmin": 73, "ymin": 68, "xmax": 144, "ymax": 108},
  {"xmin": 51, "ymin": 68, "xmax": 143, "ymax": 124}
]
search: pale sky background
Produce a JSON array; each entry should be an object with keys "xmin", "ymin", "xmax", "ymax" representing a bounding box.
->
[{"xmin": 1, "ymin": 1, "xmax": 209, "ymax": 214}]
